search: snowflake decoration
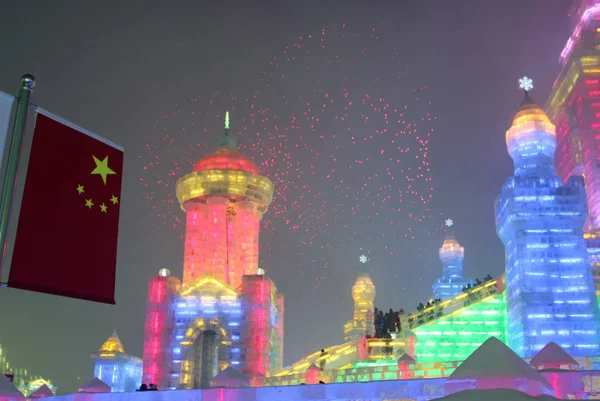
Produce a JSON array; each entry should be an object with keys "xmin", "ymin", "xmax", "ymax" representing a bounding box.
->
[
  {"xmin": 519, "ymin": 76, "xmax": 533, "ymax": 92},
  {"xmin": 445, "ymin": 219, "xmax": 454, "ymax": 227},
  {"xmin": 359, "ymin": 255, "xmax": 368, "ymax": 264}
]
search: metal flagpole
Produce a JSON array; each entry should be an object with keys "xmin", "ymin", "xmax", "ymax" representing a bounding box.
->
[{"xmin": 0, "ymin": 74, "xmax": 35, "ymax": 283}]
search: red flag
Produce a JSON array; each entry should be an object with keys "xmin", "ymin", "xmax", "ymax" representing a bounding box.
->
[{"xmin": 8, "ymin": 111, "xmax": 123, "ymax": 304}]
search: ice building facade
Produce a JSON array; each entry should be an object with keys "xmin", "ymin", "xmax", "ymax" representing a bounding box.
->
[
  {"xmin": 547, "ymin": 0, "xmax": 600, "ymax": 231},
  {"xmin": 141, "ymin": 114, "xmax": 284, "ymax": 390},
  {"xmin": 90, "ymin": 331, "xmax": 142, "ymax": 392},
  {"xmin": 432, "ymin": 224, "xmax": 472, "ymax": 300},
  {"xmin": 495, "ymin": 90, "xmax": 600, "ymax": 357},
  {"xmin": 546, "ymin": 0, "xmax": 600, "ymax": 289}
]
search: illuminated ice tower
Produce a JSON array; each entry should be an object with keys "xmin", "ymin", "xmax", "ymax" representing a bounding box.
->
[
  {"xmin": 142, "ymin": 113, "xmax": 284, "ymax": 390},
  {"xmin": 344, "ymin": 255, "xmax": 376, "ymax": 341},
  {"xmin": 546, "ymin": 0, "xmax": 600, "ymax": 286},
  {"xmin": 91, "ymin": 331, "xmax": 142, "ymax": 392},
  {"xmin": 177, "ymin": 111, "xmax": 273, "ymax": 288},
  {"xmin": 432, "ymin": 219, "xmax": 471, "ymax": 300},
  {"xmin": 495, "ymin": 78, "xmax": 600, "ymax": 357}
]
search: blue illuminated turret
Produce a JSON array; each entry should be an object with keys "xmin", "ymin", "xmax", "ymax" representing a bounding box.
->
[
  {"xmin": 495, "ymin": 83, "xmax": 600, "ymax": 357},
  {"xmin": 432, "ymin": 220, "xmax": 472, "ymax": 300}
]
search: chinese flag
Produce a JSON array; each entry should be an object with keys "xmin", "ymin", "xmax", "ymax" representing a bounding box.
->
[{"xmin": 8, "ymin": 111, "xmax": 123, "ymax": 304}]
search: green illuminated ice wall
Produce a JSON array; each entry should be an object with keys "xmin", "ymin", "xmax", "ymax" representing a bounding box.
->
[{"xmin": 413, "ymin": 292, "xmax": 507, "ymax": 363}]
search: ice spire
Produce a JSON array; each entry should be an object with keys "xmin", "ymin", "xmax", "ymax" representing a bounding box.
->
[
  {"xmin": 439, "ymin": 219, "xmax": 464, "ymax": 276},
  {"xmin": 98, "ymin": 329, "xmax": 125, "ymax": 353},
  {"xmin": 216, "ymin": 111, "xmax": 238, "ymax": 149}
]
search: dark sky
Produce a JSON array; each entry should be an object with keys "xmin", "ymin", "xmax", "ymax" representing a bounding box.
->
[{"xmin": 0, "ymin": 0, "xmax": 572, "ymax": 394}]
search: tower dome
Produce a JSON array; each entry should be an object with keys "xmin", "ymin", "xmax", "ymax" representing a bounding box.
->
[
  {"xmin": 176, "ymin": 112, "xmax": 274, "ymax": 213},
  {"xmin": 510, "ymin": 95, "xmax": 553, "ymax": 128},
  {"xmin": 192, "ymin": 111, "xmax": 260, "ymax": 174},
  {"xmin": 193, "ymin": 147, "xmax": 259, "ymax": 174},
  {"xmin": 439, "ymin": 234, "xmax": 464, "ymax": 264},
  {"xmin": 505, "ymin": 82, "xmax": 556, "ymax": 178}
]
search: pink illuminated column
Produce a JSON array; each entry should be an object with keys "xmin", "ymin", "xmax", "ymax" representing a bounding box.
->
[
  {"xmin": 182, "ymin": 197, "xmax": 230, "ymax": 286},
  {"xmin": 182, "ymin": 202, "xmax": 208, "ymax": 285},
  {"xmin": 142, "ymin": 270, "xmax": 180, "ymax": 389},
  {"xmin": 182, "ymin": 197, "xmax": 263, "ymax": 290},
  {"xmin": 274, "ymin": 291, "xmax": 285, "ymax": 373},
  {"xmin": 206, "ymin": 197, "xmax": 229, "ymax": 282},
  {"xmin": 242, "ymin": 275, "xmax": 271, "ymax": 378},
  {"xmin": 233, "ymin": 201, "xmax": 261, "ymax": 280}
]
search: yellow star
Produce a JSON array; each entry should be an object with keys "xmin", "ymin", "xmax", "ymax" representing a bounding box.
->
[
  {"xmin": 85, "ymin": 199, "xmax": 94, "ymax": 208},
  {"xmin": 110, "ymin": 195, "xmax": 119, "ymax": 205},
  {"xmin": 76, "ymin": 184, "xmax": 85, "ymax": 194},
  {"xmin": 91, "ymin": 156, "xmax": 116, "ymax": 185},
  {"xmin": 100, "ymin": 203, "xmax": 108, "ymax": 213}
]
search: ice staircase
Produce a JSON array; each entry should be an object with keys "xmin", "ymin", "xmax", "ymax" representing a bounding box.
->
[
  {"xmin": 276, "ymin": 278, "xmax": 503, "ymax": 377},
  {"xmin": 407, "ymin": 278, "xmax": 502, "ymax": 330}
]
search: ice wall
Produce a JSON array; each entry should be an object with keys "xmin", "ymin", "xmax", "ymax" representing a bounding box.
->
[{"xmin": 36, "ymin": 379, "xmax": 445, "ymax": 401}]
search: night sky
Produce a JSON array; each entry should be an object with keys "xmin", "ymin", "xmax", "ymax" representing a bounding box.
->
[{"xmin": 0, "ymin": 0, "xmax": 573, "ymax": 394}]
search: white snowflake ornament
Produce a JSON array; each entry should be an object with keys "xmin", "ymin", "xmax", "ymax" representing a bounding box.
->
[{"xmin": 519, "ymin": 76, "xmax": 534, "ymax": 92}]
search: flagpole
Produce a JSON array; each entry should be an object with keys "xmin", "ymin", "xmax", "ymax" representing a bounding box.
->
[{"xmin": 0, "ymin": 74, "xmax": 35, "ymax": 283}]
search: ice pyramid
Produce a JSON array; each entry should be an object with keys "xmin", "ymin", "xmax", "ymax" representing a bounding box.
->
[
  {"xmin": 78, "ymin": 377, "xmax": 111, "ymax": 393},
  {"xmin": 306, "ymin": 364, "xmax": 321, "ymax": 372},
  {"xmin": 398, "ymin": 353, "xmax": 415, "ymax": 365},
  {"xmin": 449, "ymin": 337, "xmax": 548, "ymax": 380},
  {"xmin": 29, "ymin": 384, "xmax": 54, "ymax": 398},
  {"xmin": 445, "ymin": 337, "xmax": 553, "ymax": 397},
  {"xmin": 210, "ymin": 366, "xmax": 250, "ymax": 388},
  {"xmin": 0, "ymin": 374, "xmax": 24, "ymax": 401},
  {"xmin": 214, "ymin": 366, "xmax": 248, "ymax": 381},
  {"xmin": 530, "ymin": 342, "xmax": 579, "ymax": 370},
  {"xmin": 304, "ymin": 363, "xmax": 323, "ymax": 385}
]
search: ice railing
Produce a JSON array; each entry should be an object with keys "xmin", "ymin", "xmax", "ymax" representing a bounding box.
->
[
  {"xmin": 408, "ymin": 278, "xmax": 502, "ymax": 330},
  {"xmin": 275, "ymin": 342, "xmax": 359, "ymax": 376},
  {"xmin": 273, "ymin": 278, "xmax": 503, "ymax": 380},
  {"xmin": 275, "ymin": 336, "xmax": 414, "ymax": 377}
]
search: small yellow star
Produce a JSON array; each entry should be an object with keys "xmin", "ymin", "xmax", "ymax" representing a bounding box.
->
[
  {"xmin": 110, "ymin": 195, "xmax": 119, "ymax": 205},
  {"xmin": 85, "ymin": 199, "xmax": 94, "ymax": 209},
  {"xmin": 100, "ymin": 203, "xmax": 108, "ymax": 213},
  {"xmin": 76, "ymin": 184, "xmax": 85, "ymax": 194},
  {"xmin": 91, "ymin": 155, "xmax": 116, "ymax": 185}
]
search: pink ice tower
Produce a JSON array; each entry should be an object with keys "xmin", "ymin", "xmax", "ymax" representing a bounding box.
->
[
  {"xmin": 141, "ymin": 114, "xmax": 284, "ymax": 389},
  {"xmin": 177, "ymin": 112, "xmax": 273, "ymax": 289}
]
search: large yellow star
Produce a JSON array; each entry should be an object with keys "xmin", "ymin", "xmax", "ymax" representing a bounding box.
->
[
  {"xmin": 100, "ymin": 203, "xmax": 108, "ymax": 213},
  {"xmin": 91, "ymin": 156, "xmax": 116, "ymax": 185}
]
